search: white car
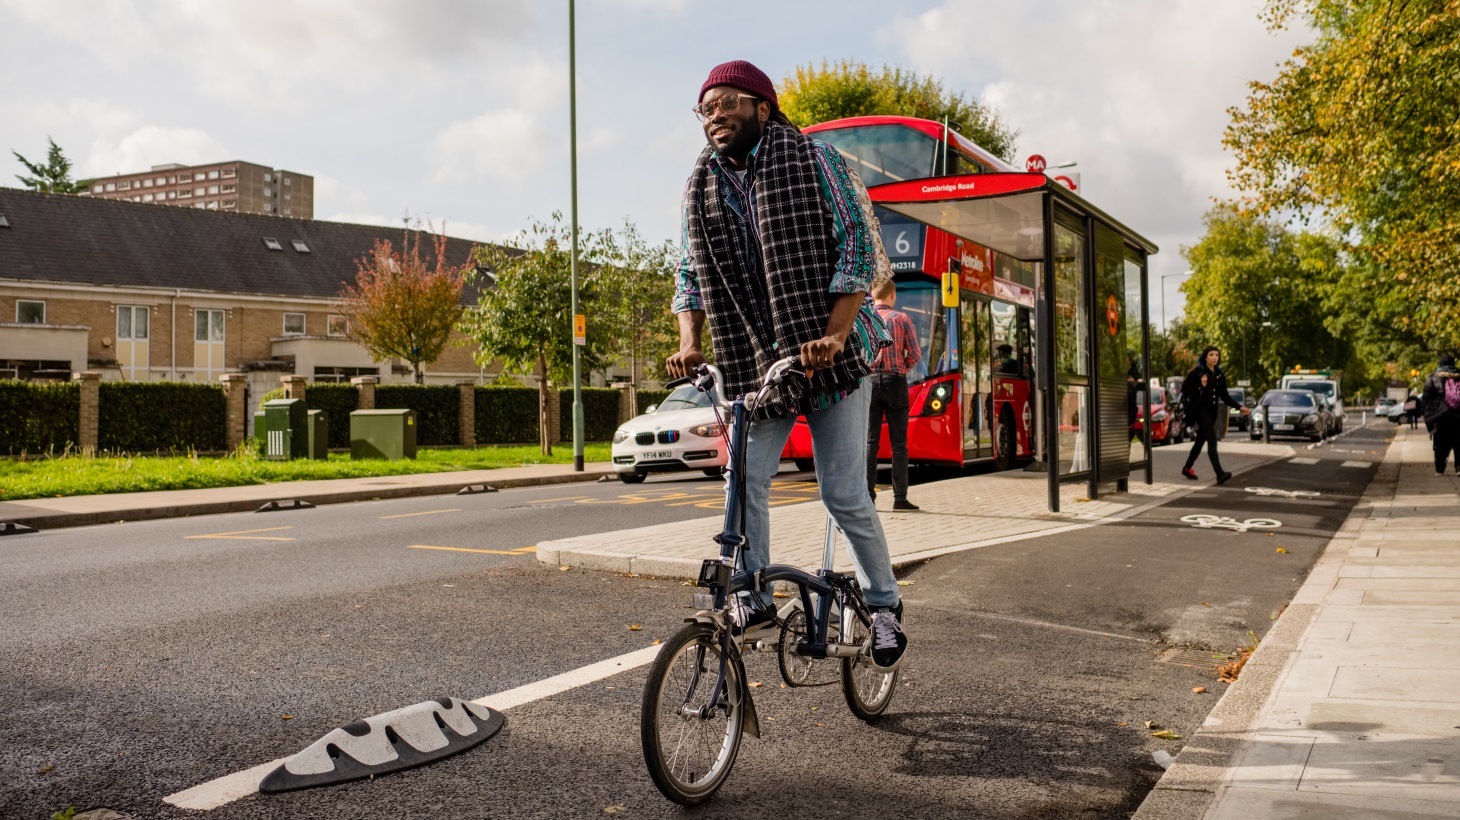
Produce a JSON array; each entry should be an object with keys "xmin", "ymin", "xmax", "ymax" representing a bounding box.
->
[{"xmin": 611, "ymin": 385, "xmax": 728, "ymax": 483}]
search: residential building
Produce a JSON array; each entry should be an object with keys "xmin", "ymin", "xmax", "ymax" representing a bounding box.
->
[
  {"xmin": 78, "ymin": 161, "xmax": 314, "ymax": 218},
  {"xmin": 0, "ymin": 187, "xmax": 495, "ymax": 415}
]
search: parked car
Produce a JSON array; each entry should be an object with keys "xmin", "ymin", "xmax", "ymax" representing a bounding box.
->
[
  {"xmin": 611, "ymin": 385, "xmax": 729, "ymax": 483},
  {"xmin": 1226, "ymin": 387, "xmax": 1252, "ymax": 433},
  {"xmin": 1251, "ymin": 389, "xmax": 1330, "ymax": 442},
  {"xmin": 1373, "ymin": 397, "xmax": 1398, "ymax": 419},
  {"xmin": 1132, "ymin": 385, "xmax": 1180, "ymax": 445}
]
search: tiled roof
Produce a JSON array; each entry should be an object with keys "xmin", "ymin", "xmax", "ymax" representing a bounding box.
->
[{"xmin": 0, "ymin": 187, "xmax": 496, "ymax": 302}]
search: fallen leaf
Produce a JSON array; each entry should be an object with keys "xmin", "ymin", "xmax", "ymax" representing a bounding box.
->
[
  {"xmin": 815, "ymin": 722, "xmax": 825, "ymax": 727},
  {"xmin": 1266, "ymin": 532, "xmax": 1275, "ymax": 537},
  {"xmin": 897, "ymin": 580, "xmax": 916, "ymax": 586},
  {"xmin": 627, "ymin": 624, "xmax": 642, "ymax": 631},
  {"xmin": 772, "ymin": 590, "xmax": 791, "ymax": 599},
  {"xmin": 1152, "ymin": 729, "xmax": 1182, "ymax": 740},
  {"xmin": 810, "ymin": 706, "xmax": 818, "ymax": 712},
  {"xmin": 1075, "ymin": 497, "xmax": 1092, "ymax": 502},
  {"xmin": 1276, "ymin": 547, "xmax": 1289, "ymax": 554},
  {"xmin": 1192, "ymin": 687, "xmax": 1207, "ymax": 694},
  {"xmin": 603, "ymin": 805, "xmax": 626, "ymax": 814},
  {"xmin": 651, "ymin": 638, "xmax": 663, "ymax": 645},
  {"xmin": 280, "ymin": 715, "xmax": 294, "ymax": 720},
  {"xmin": 559, "ymin": 566, "xmax": 572, "ymax": 571},
  {"xmin": 1115, "ymin": 721, "xmax": 1129, "ymax": 727},
  {"xmin": 1200, "ymin": 602, "xmax": 1211, "ymax": 607},
  {"xmin": 1144, "ymin": 720, "xmax": 1160, "ymax": 730},
  {"xmin": 748, "ymin": 681, "xmax": 764, "ymax": 688},
  {"xmin": 36, "ymin": 764, "xmax": 54, "ymax": 774},
  {"xmin": 442, "ymin": 584, "xmax": 455, "ymax": 588}
]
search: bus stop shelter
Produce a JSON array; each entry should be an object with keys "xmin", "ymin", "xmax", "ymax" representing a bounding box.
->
[{"xmin": 869, "ymin": 173, "xmax": 1159, "ymax": 512}]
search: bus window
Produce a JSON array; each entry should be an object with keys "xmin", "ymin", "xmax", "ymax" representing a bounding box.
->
[
  {"xmin": 891, "ymin": 281, "xmax": 946, "ymax": 383},
  {"xmin": 945, "ymin": 150, "xmax": 985, "ymax": 177},
  {"xmin": 962, "ymin": 296, "xmax": 992, "ymax": 456},
  {"xmin": 814, "ymin": 125, "xmax": 939, "ymax": 188},
  {"xmin": 992, "ymin": 300, "xmax": 1022, "ymax": 376}
]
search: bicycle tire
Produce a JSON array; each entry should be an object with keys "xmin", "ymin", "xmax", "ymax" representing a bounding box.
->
[
  {"xmin": 840, "ymin": 607, "xmax": 898, "ymax": 721},
  {"xmin": 641, "ymin": 622, "xmax": 745, "ymax": 805}
]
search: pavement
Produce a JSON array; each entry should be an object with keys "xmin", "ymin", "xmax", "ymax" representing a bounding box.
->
[
  {"xmin": 1134, "ymin": 424, "xmax": 1460, "ymax": 819},
  {"xmin": 0, "ymin": 462, "xmax": 618, "ymax": 530},
  {"xmin": 536, "ymin": 440, "xmax": 1287, "ymax": 577}
]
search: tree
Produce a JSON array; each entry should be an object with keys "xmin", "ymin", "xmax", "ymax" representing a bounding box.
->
[
  {"xmin": 1181, "ymin": 205, "xmax": 1349, "ymax": 393},
  {"xmin": 13, "ymin": 136, "xmax": 84, "ymax": 194},
  {"xmin": 594, "ymin": 221, "xmax": 680, "ymax": 412},
  {"xmin": 336, "ymin": 228, "xmax": 471, "ymax": 384},
  {"xmin": 778, "ymin": 60, "xmax": 1018, "ymax": 161},
  {"xmin": 460, "ymin": 213, "xmax": 613, "ymax": 455},
  {"xmin": 1225, "ymin": 0, "xmax": 1460, "ymax": 351}
]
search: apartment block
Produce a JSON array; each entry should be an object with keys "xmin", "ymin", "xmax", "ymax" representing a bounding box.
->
[{"xmin": 79, "ymin": 160, "xmax": 314, "ymax": 218}]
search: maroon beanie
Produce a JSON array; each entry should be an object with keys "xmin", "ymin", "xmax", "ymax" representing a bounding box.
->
[{"xmin": 699, "ymin": 60, "xmax": 777, "ymax": 107}]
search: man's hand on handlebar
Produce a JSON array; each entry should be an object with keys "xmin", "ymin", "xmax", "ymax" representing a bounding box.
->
[
  {"xmin": 665, "ymin": 348, "xmax": 707, "ymax": 380},
  {"xmin": 799, "ymin": 335, "xmax": 845, "ymax": 379}
]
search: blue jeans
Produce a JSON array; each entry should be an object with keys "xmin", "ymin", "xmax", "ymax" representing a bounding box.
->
[{"xmin": 733, "ymin": 386, "xmax": 901, "ymax": 609}]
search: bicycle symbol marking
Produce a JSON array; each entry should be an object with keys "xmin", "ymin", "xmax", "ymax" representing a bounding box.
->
[
  {"xmin": 1244, "ymin": 487, "xmax": 1321, "ymax": 499},
  {"xmin": 1180, "ymin": 514, "xmax": 1283, "ymax": 533}
]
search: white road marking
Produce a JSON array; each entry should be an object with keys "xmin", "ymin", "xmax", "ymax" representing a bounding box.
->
[
  {"xmin": 161, "ymin": 643, "xmax": 662, "ymax": 811},
  {"xmin": 1341, "ymin": 460, "xmax": 1368, "ymax": 469},
  {"xmin": 1180, "ymin": 514, "xmax": 1282, "ymax": 533},
  {"xmin": 1290, "ymin": 457, "xmax": 1320, "ymax": 465}
]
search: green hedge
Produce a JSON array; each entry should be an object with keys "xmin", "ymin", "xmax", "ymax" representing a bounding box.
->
[
  {"xmin": 377, "ymin": 384, "xmax": 459, "ymax": 446},
  {"xmin": 0, "ymin": 380, "xmax": 79, "ymax": 455},
  {"xmin": 98, "ymin": 381, "xmax": 226, "ymax": 453},
  {"xmin": 305, "ymin": 384, "xmax": 359, "ymax": 448},
  {"xmin": 476, "ymin": 386, "xmax": 539, "ymax": 444},
  {"xmin": 559, "ymin": 387, "xmax": 622, "ymax": 442},
  {"xmin": 637, "ymin": 389, "xmax": 671, "ymax": 415}
]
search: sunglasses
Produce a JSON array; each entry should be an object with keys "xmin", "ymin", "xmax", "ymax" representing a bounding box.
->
[{"xmin": 691, "ymin": 93, "xmax": 760, "ymax": 122}]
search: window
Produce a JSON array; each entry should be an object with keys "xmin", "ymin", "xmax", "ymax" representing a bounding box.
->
[
  {"xmin": 284, "ymin": 208, "xmax": 292, "ymax": 216},
  {"xmin": 117, "ymin": 305, "xmax": 149, "ymax": 340},
  {"xmin": 264, "ymin": 203, "xmax": 272, "ymax": 212},
  {"xmin": 221, "ymin": 168, "xmax": 236, "ymax": 178},
  {"xmin": 167, "ymin": 192, "xmax": 177, "ymax": 200},
  {"xmin": 178, "ymin": 173, "xmax": 191, "ymax": 182},
  {"xmin": 92, "ymin": 184, "xmax": 103, "ymax": 193},
  {"xmin": 263, "ymin": 187, "xmax": 272, "ymax": 197},
  {"xmin": 283, "ymin": 313, "xmax": 305, "ymax": 335},
  {"xmin": 0, "ymin": 214, "xmax": 8, "ymax": 228},
  {"xmin": 263, "ymin": 173, "xmax": 272, "ymax": 182},
  {"xmin": 156, "ymin": 177, "xmax": 166, "ymax": 186},
  {"xmin": 263, "ymin": 237, "xmax": 283, "ymax": 251},
  {"xmin": 168, "ymin": 176, "xmax": 176, "ymax": 184},
  {"xmin": 16, "ymin": 300, "xmax": 45, "ymax": 323},
  {"xmin": 118, "ymin": 181, "xmax": 130, "ymax": 191},
  {"xmin": 207, "ymin": 170, "xmax": 219, "ymax": 180},
  {"xmin": 207, "ymin": 185, "xmax": 218, "ymax": 194},
  {"xmin": 143, "ymin": 179, "xmax": 153, "ymax": 188},
  {"xmin": 284, "ymin": 193, "xmax": 291, "ymax": 200},
  {"xmin": 105, "ymin": 183, "xmax": 115, "ymax": 192},
  {"xmin": 222, "ymin": 200, "xmax": 236, "ymax": 209},
  {"xmin": 207, "ymin": 201, "xmax": 218, "ymax": 209},
  {"xmin": 327, "ymin": 314, "xmax": 348, "ymax": 337},
  {"xmin": 195, "ymin": 309, "xmax": 224, "ymax": 342},
  {"xmin": 194, "ymin": 187, "xmax": 205, "ymax": 196},
  {"xmin": 194, "ymin": 203, "xmax": 205, "ymax": 209},
  {"xmin": 142, "ymin": 193, "xmax": 153, "ymax": 202},
  {"xmin": 284, "ymin": 177, "xmax": 292, "ymax": 186},
  {"xmin": 290, "ymin": 240, "xmax": 309, "ymax": 253},
  {"xmin": 221, "ymin": 184, "xmax": 236, "ymax": 193}
]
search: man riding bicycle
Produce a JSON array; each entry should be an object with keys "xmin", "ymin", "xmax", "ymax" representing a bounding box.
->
[{"xmin": 665, "ymin": 60, "xmax": 906, "ymax": 670}]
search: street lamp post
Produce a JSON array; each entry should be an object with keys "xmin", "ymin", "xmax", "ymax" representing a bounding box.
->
[{"xmin": 567, "ymin": 0, "xmax": 584, "ymax": 471}]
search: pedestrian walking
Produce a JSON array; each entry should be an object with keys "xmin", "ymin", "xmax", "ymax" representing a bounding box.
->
[
  {"xmin": 1404, "ymin": 393, "xmax": 1420, "ymax": 430},
  {"xmin": 1180, "ymin": 346, "xmax": 1248, "ymax": 484},
  {"xmin": 866, "ymin": 279, "xmax": 923, "ymax": 511},
  {"xmin": 665, "ymin": 60, "xmax": 907, "ymax": 669},
  {"xmin": 1421, "ymin": 352, "xmax": 1460, "ymax": 475}
]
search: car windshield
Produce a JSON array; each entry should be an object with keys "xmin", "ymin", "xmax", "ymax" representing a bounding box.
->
[
  {"xmin": 1265, "ymin": 391, "xmax": 1317, "ymax": 409},
  {"xmin": 1287, "ymin": 380, "xmax": 1335, "ymax": 398},
  {"xmin": 1229, "ymin": 388, "xmax": 1246, "ymax": 404},
  {"xmin": 1151, "ymin": 386, "xmax": 1166, "ymax": 405},
  {"xmin": 654, "ymin": 385, "xmax": 711, "ymax": 413}
]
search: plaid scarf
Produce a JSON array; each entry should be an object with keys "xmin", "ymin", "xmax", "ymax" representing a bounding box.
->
[{"xmin": 686, "ymin": 122, "xmax": 871, "ymax": 416}]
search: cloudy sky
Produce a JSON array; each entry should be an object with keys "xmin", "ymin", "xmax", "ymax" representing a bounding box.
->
[{"xmin": 1, "ymin": 0, "xmax": 1307, "ymax": 326}]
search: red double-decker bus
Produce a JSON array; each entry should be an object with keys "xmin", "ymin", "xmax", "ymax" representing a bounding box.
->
[{"xmin": 785, "ymin": 115, "xmax": 1038, "ymax": 470}]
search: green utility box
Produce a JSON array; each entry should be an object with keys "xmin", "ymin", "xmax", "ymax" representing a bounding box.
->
[
  {"xmin": 306, "ymin": 409, "xmax": 329, "ymax": 460},
  {"xmin": 350, "ymin": 409, "xmax": 417, "ymax": 460},
  {"xmin": 253, "ymin": 410, "xmax": 268, "ymax": 455},
  {"xmin": 262, "ymin": 398, "xmax": 309, "ymax": 461}
]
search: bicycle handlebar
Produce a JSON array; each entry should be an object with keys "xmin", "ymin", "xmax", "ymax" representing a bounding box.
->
[{"xmin": 676, "ymin": 356, "xmax": 805, "ymax": 415}]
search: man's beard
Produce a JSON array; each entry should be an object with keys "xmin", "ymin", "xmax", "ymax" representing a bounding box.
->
[{"xmin": 712, "ymin": 116, "xmax": 764, "ymax": 162}]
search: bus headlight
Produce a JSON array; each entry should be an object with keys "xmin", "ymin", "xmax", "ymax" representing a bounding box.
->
[{"xmin": 919, "ymin": 382, "xmax": 953, "ymax": 416}]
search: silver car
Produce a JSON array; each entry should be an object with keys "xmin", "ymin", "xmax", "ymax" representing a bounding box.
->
[{"xmin": 611, "ymin": 385, "xmax": 728, "ymax": 483}]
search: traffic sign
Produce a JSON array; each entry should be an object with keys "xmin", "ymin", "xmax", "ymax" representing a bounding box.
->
[
  {"xmin": 573, "ymin": 314, "xmax": 586, "ymax": 346},
  {"xmin": 1025, "ymin": 154, "xmax": 1047, "ymax": 173}
]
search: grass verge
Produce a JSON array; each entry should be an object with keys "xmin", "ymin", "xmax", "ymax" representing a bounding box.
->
[{"xmin": 0, "ymin": 444, "xmax": 613, "ymax": 502}]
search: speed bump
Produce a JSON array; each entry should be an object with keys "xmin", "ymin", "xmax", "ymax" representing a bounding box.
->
[{"xmin": 259, "ymin": 697, "xmax": 504, "ymax": 793}]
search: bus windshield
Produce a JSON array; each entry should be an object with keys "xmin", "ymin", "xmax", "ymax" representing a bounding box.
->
[
  {"xmin": 1286, "ymin": 380, "xmax": 1335, "ymax": 399},
  {"xmin": 812, "ymin": 124, "xmax": 939, "ymax": 187},
  {"xmin": 889, "ymin": 281, "xmax": 945, "ymax": 384}
]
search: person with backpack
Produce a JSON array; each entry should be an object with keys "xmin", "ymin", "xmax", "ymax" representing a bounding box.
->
[
  {"xmin": 1404, "ymin": 393, "xmax": 1421, "ymax": 430},
  {"xmin": 1421, "ymin": 352, "xmax": 1460, "ymax": 474},
  {"xmin": 1180, "ymin": 346, "xmax": 1248, "ymax": 484}
]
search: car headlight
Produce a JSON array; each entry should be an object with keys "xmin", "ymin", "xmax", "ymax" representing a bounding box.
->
[
  {"xmin": 1302, "ymin": 414, "xmax": 1317, "ymax": 423},
  {"xmin": 1152, "ymin": 410, "xmax": 1167, "ymax": 422},
  {"xmin": 612, "ymin": 429, "xmax": 629, "ymax": 444},
  {"xmin": 689, "ymin": 423, "xmax": 727, "ymax": 439}
]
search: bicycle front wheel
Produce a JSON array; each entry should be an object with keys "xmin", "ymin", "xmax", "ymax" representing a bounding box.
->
[
  {"xmin": 641, "ymin": 622, "xmax": 745, "ymax": 805},
  {"xmin": 840, "ymin": 609, "xmax": 898, "ymax": 721}
]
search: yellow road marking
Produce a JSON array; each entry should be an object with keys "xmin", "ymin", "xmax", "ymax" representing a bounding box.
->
[
  {"xmin": 379, "ymin": 509, "xmax": 461, "ymax": 519},
  {"xmin": 185, "ymin": 526, "xmax": 295, "ymax": 541},
  {"xmin": 408, "ymin": 545, "xmax": 537, "ymax": 556}
]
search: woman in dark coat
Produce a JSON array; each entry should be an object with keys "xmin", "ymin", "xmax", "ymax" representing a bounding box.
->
[{"xmin": 1181, "ymin": 346, "xmax": 1248, "ymax": 484}]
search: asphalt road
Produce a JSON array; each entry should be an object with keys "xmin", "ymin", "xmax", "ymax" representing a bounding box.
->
[{"xmin": 1, "ymin": 425, "xmax": 1389, "ymax": 820}]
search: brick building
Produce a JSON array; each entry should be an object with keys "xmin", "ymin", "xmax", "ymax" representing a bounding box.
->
[
  {"xmin": 78, "ymin": 160, "xmax": 314, "ymax": 218},
  {"xmin": 0, "ymin": 187, "xmax": 497, "ymax": 411}
]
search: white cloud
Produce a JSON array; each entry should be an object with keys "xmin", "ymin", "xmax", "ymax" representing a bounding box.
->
[
  {"xmin": 433, "ymin": 108, "xmax": 552, "ymax": 184},
  {"xmin": 888, "ymin": 0, "xmax": 1310, "ymax": 322},
  {"xmin": 84, "ymin": 126, "xmax": 230, "ymax": 178}
]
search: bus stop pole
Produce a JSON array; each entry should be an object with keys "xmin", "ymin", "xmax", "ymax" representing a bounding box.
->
[
  {"xmin": 1040, "ymin": 191, "xmax": 1059, "ymax": 513},
  {"xmin": 1142, "ymin": 251, "xmax": 1153, "ymax": 486},
  {"xmin": 1083, "ymin": 213, "xmax": 1098, "ymax": 503},
  {"xmin": 568, "ymin": 0, "xmax": 585, "ymax": 471}
]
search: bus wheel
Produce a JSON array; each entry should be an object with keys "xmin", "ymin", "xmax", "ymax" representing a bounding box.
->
[{"xmin": 995, "ymin": 412, "xmax": 1017, "ymax": 471}]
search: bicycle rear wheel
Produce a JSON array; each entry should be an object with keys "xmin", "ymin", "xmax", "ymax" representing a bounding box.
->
[
  {"xmin": 641, "ymin": 622, "xmax": 745, "ymax": 805},
  {"xmin": 840, "ymin": 608, "xmax": 898, "ymax": 721}
]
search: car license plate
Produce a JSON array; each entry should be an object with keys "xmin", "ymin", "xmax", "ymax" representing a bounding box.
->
[
  {"xmin": 641, "ymin": 450, "xmax": 672, "ymax": 460},
  {"xmin": 1274, "ymin": 424, "xmax": 1294, "ymax": 431}
]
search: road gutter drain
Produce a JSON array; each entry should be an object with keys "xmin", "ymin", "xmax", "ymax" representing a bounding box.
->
[{"xmin": 259, "ymin": 697, "xmax": 505, "ymax": 793}]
